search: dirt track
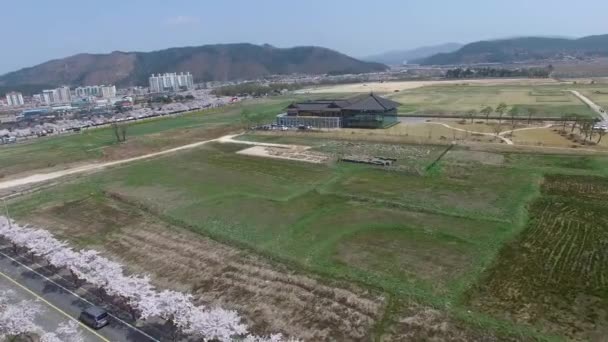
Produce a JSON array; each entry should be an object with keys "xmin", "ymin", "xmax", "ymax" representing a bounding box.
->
[{"xmin": 0, "ymin": 134, "xmax": 246, "ymax": 191}]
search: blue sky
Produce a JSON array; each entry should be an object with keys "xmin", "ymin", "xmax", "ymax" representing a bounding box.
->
[{"xmin": 1, "ymin": 0, "xmax": 608, "ymax": 74}]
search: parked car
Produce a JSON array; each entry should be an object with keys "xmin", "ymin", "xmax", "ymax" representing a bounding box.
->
[{"xmin": 79, "ymin": 306, "xmax": 109, "ymax": 329}]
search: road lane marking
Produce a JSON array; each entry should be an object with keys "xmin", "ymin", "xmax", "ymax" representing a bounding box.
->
[
  {"xmin": 0, "ymin": 269, "xmax": 109, "ymax": 342},
  {"xmin": 0, "ymin": 250, "xmax": 160, "ymax": 342}
]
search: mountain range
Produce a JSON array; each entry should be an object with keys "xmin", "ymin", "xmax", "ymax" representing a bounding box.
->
[
  {"xmin": 0, "ymin": 43, "xmax": 387, "ymax": 90},
  {"xmin": 363, "ymin": 43, "xmax": 463, "ymax": 65},
  {"xmin": 416, "ymin": 34, "xmax": 608, "ymax": 65}
]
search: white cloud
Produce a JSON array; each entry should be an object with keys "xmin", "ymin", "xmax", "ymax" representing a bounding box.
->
[{"xmin": 165, "ymin": 15, "xmax": 200, "ymax": 26}]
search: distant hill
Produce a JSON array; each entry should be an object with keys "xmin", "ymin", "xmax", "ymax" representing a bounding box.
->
[
  {"xmin": 0, "ymin": 43, "xmax": 387, "ymax": 90},
  {"xmin": 364, "ymin": 43, "xmax": 463, "ymax": 65},
  {"xmin": 417, "ymin": 34, "xmax": 608, "ymax": 65}
]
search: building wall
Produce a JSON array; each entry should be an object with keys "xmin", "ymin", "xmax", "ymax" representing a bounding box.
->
[
  {"xmin": 276, "ymin": 114, "xmax": 341, "ymax": 128},
  {"xmin": 149, "ymin": 72, "xmax": 194, "ymax": 93},
  {"xmin": 5, "ymin": 92, "xmax": 24, "ymax": 107}
]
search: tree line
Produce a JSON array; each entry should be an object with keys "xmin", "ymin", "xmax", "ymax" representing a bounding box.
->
[
  {"xmin": 0, "ymin": 216, "xmax": 294, "ymax": 342},
  {"xmin": 211, "ymin": 83, "xmax": 303, "ymax": 97},
  {"xmin": 445, "ymin": 66, "xmax": 553, "ymax": 79}
]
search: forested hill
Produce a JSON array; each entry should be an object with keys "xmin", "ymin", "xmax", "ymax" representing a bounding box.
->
[
  {"xmin": 417, "ymin": 34, "xmax": 608, "ymax": 65},
  {"xmin": 0, "ymin": 43, "xmax": 387, "ymax": 89}
]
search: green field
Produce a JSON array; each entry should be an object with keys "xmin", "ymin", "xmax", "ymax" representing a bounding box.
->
[
  {"xmin": 582, "ymin": 87, "xmax": 608, "ymax": 109},
  {"xmin": 391, "ymin": 84, "xmax": 600, "ymax": 117},
  {"xmin": 10, "ymin": 133, "xmax": 608, "ymax": 340},
  {"xmin": 471, "ymin": 174, "xmax": 608, "ymax": 340},
  {"xmin": 0, "ymin": 97, "xmax": 297, "ymax": 177}
]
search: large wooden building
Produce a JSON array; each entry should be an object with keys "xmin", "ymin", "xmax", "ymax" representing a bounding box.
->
[{"xmin": 277, "ymin": 93, "xmax": 400, "ymax": 129}]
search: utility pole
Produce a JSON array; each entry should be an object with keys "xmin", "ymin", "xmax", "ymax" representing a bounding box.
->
[{"xmin": 3, "ymin": 198, "xmax": 12, "ymax": 229}]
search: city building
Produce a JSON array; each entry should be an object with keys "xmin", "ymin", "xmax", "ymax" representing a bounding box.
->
[
  {"xmin": 100, "ymin": 85, "xmax": 116, "ymax": 98},
  {"xmin": 277, "ymin": 93, "xmax": 400, "ymax": 129},
  {"xmin": 42, "ymin": 86, "xmax": 72, "ymax": 105},
  {"xmin": 149, "ymin": 72, "xmax": 194, "ymax": 93},
  {"xmin": 75, "ymin": 85, "xmax": 117, "ymax": 98},
  {"xmin": 5, "ymin": 92, "xmax": 25, "ymax": 107},
  {"xmin": 75, "ymin": 86, "xmax": 101, "ymax": 98}
]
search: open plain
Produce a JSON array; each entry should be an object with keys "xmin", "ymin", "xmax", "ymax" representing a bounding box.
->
[{"xmin": 3, "ymin": 81, "xmax": 608, "ymax": 341}]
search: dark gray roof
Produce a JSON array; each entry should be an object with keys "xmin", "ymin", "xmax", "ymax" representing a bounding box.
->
[
  {"xmin": 288, "ymin": 93, "xmax": 400, "ymax": 112},
  {"xmin": 342, "ymin": 93, "xmax": 401, "ymax": 111}
]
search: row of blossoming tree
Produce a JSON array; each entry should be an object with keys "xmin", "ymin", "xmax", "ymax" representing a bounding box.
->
[{"xmin": 0, "ymin": 216, "xmax": 292, "ymax": 342}]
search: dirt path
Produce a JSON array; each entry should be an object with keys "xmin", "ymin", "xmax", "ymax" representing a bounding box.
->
[
  {"xmin": 570, "ymin": 90, "xmax": 607, "ymax": 121},
  {"xmin": 0, "ymin": 134, "xmax": 245, "ymax": 191},
  {"xmin": 426, "ymin": 122, "xmax": 554, "ymax": 145}
]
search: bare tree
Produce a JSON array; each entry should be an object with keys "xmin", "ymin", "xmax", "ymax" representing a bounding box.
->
[
  {"xmin": 112, "ymin": 123, "xmax": 121, "ymax": 142},
  {"xmin": 597, "ymin": 129, "xmax": 607, "ymax": 144},
  {"xmin": 508, "ymin": 106, "xmax": 519, "ymax": 127},
  {"xmin": 111, "ymin": 123, "xmax": 128, "ymax": 142},
  {"xmin": 467, "ymin": 109, "xmax": 476, "ymax": 124},
  {"xmin": 120, "ymin": 125, "xmax": 128, "ymax": 142},
  {"xmin": 496, "ymin": 103, "xmax": 507, "ymax": 124},
  {"xmin": 492, "ymin": 123, "xmax": 502, "ymax": 141},
  {"xmin": 481, "ymin": 106, "xmax": 493, "ymax": 123}
]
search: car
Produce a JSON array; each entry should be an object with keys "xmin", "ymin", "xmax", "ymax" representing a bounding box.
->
[{"xmin": 79, "ymin": 306, "xmax": 109, "ymax": 329}]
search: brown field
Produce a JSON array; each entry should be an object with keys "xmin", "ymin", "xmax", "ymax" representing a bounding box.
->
[
  {"xmin": 470, "ymin": 175, "xmax": 608, "ymax": 341},
  {"xmin": 25, "ymin": 195, "xmax": 385, "ymax": 341}
]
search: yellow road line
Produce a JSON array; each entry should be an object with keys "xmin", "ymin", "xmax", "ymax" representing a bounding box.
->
[{"xmin": 0, "ymin": 270, "xmax": 110, "ymax": 342}]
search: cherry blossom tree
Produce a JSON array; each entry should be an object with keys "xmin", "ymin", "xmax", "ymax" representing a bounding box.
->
[
  {"xmin": 0, "ymin": 290, "xmax": 41, "ymax": 340},
  {"xmin": 185, "ymin": 307, "xmax": 248, "ymax": 342},
  {"xmin": 41, "ymin": 321, "xmax": 84, "ymax": 342},
  {"xmin": 0, "ymin": 216, "xmax": 296, "ymax": 341}
]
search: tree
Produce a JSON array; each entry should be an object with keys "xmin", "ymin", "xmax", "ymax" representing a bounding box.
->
[
  {"xmin": 0, "ymin": 290, "xmax": 41, "ymax": 341},
  {"xmin": 492, "ymin": 123, "xmax": 503, "ymax": 141},
  {"xmin": 496, "ymin": 103, "xmax": 507, "ymax": 124},
  {"xmin": 508, "ymin": 106, "xmax": 519, "ymax": 128},
  {"xmin": 41, "ymin": 321, "xmax": 84, "ymax": 342},
  {"xmin": 185, "ymin": 308, "xmax": 248, "ymax": 342},
  {"xmin": 466, "ymin": 109, "xmax": 476, "ymax": 124},
  {"xmin": 527, "ymin": 107, "xmax": 538, "ymax": 125},
  {"xmin": 480, "ymin": 106, "xmax": 493, "ymax": 123},
  {"xmin": 120, "ymin": 125, "xmax": 128, "ymax": 142},
  {"xmin": 598, "ymin": 129, "xmax": 607, "ymax": 144},
  {"xmin": 111, "ymin": 124, "xmax": 128, "ymax": 142}
]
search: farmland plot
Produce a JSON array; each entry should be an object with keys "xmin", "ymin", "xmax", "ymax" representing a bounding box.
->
[{"xmin": 470, "ymin": 175, "xmax": 608, "ymax": 341}]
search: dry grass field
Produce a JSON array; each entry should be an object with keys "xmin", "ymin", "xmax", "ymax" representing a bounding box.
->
[
  {"xmin": 301, "ymin": 78, "xmax": 561, "ymax": 94},
  {"xmin": 389, "ymin": 84, "xmax": 597, "ymax": 117}
]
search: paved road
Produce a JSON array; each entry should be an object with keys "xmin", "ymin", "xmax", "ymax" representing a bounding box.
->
[
  {"xmin": 0, "ymin": 272, "xmax": 103, "ymax": 341},
  {"xmin": 570, "ymin": 90, "xmax": 608, "ymax": 121},
  {"xmin": 0, "ymin": 248, "xmax": 160, "ymax": 342}
]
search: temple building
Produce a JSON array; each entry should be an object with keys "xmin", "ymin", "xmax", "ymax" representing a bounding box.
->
[{"xmin": 277, "ymin": 93, "xmax": 400, "ymax": 129}]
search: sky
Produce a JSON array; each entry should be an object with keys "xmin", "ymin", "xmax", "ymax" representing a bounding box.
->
[{"xmin": 1, "ymin": 0, "xmax": 608, "ymax": 74}]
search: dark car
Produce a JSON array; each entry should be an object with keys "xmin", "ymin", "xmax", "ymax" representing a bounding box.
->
[{"xmin": 79, "ymin": 306, "xmax": 109, "ymax": 329}]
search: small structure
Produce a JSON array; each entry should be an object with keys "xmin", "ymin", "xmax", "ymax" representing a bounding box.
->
[
  {"xmin": 278, "ymin": 93, "xmax": 400, "ymax": 129},
  {"xmin": 340, "ymin": 156, "xmax": 396, "ymax": 166}
]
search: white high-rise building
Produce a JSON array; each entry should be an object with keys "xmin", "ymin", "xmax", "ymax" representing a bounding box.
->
[
  {"xmin": 42, "ymin": 89, "xmax": 57, "ymax": 105},
  {"xmin": 75, "ymin": 85, "xmax": 117, "ymax": 98},
  {"xmin": 100, "ymin": 85, "xmax": 116, "ymax": 98},
  {"xmin": 56, "ymin": 86, "xmax": 71, "ymax": 103},
  {"xmin": 149, "ymin": 72, "xmax": 194, "ymax": 93},
  {"xmin": 5, "ymin": 92, "xmax": 24, "ymax": 107},
  {"xmin": 75, "ymin": 85, "xmax": 101, "ymax": 98},
  {"xmin": 42, "ymin": 86, "xmax": 72, "ymax": 105}
]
